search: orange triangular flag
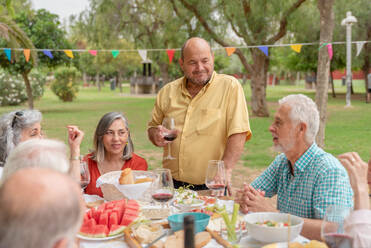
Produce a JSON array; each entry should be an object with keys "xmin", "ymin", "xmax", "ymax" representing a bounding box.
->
[
  {"xmin": 290, "ymin": 44, "xmax": 302, "ymax": 53},
  {"xmin": 64, "ymin": 50, "xmax": 74, "ymax": 58},
  {"xmin": 225, "ymin": 47, "xmax": 236, "ymax": 56},
  {"xmin": 23, "ymin": 49, "xmax": 30, "ymax": 62}
]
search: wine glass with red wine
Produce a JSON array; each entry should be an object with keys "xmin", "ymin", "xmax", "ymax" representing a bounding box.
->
[
  {"xmin": 205, "ymin": 160, "xmax": 226, "ymax": 195},
  {"xmin": 151, "ymin": 168, "xmax": 174, "ymax": 207},
  {"xmin": 321, "ymin": 205, "xmax": 353, "ymax": 248},
  {"xmin": 80, "ymin": 156, "xmax": 90, "ymax": 191},
  {"xmin": 162, "ymin": 117, "xmax": 177, "ymax": 160}
]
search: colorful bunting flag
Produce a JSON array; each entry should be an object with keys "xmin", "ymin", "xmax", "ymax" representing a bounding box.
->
[
  {"xmin": 318, "ymin": 43, "xmax": 328, "ymax": 50},
  {"xmin": 43, "ymin": 50, "xmax": 53, "ymax": 59},
  {"xmin": 326, "ymin": 43, "xmax": 333, "ymax": 60},
  {"xmin": 225, "ymin": 47, "xmax": 236, "ymax": 56},
  {"xmin": 111, "ymin": 50, "xmax": 119, "ymax": 58},
  {"xmin": 138, "ymin": 49, "xmax": 147, "ymax": 61},
  {"xmin": 356, "ymin": 41, "xmax": 366, "ymax": 57},
  {"xmin": 258, "ymin": 46, "xmax": 268, "ymax": 57},
  {"xmin": 166, "ymin": 49, "xmax": 175, "ymax": 63},
  {"xmin": 4, "ymin": 48, "xmax": 11, "ymax": 61},
  {"xmin": 23, "ymin": 49, "xmax": 30, "ymax": 62},
  {"xmin": 89, "ymin": 50, "xmax": 97, "ymax": 56},
  {"xmin": 64, "ymin": 50, "xmax": 74, "ymax": 58},
  {"xmin": 290, "ymin": 44, "xmax": 302, "ymax": 53}
]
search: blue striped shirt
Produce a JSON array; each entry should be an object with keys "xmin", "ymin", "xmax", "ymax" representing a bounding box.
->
[{"xmin": 251, "ymin": 143, "xmax": 353, "ymax": 219}]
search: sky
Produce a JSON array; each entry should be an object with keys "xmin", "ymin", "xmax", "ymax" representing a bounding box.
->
[{"xmin": 31, "ymin": 0, "xmax": 90, "ymax": 22}]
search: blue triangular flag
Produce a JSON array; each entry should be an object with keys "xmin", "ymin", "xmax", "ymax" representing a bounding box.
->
[
  {"xmin": 4, "ymin": 48, "xmax": 11, "ymax": 61},
  {"xmin": 258, "ymin": 46, "xmax": 268, "ymax": 57},
  {"xmin": 43, "ymin": 50, "xmax": 53, "ymax": 59}
]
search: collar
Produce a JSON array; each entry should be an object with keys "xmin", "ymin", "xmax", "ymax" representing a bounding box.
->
[
  {"xmin": 286, "ymin": 142, "xmax": 318, "ymax": 174},
  {"xmin": 181, "ymin": 71, "xmax": 216, "ymax": 97}
]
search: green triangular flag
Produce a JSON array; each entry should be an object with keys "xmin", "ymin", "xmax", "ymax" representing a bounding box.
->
[{"xmin": 111, "ymin": 50, "xmax": 119, "ymax": 58}]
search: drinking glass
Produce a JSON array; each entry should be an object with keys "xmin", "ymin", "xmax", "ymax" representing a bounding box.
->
[
  {"xmin": 162, "ymin": 117, "xmax": 177, "ymax": 160},
  {"xmin": 80, "ymin": 156, "xmax": 90, "ymax": 191},
  {"xmin": 205, "ymin": 160, "xmax": 226, "ymax": 195},
  {"xmin": 321, "ymin": 205, "xmax": 353, "ymax": 248},
  {"xmin": 151, "ymin": 168, "xmax": 174, "ymax": 207}
]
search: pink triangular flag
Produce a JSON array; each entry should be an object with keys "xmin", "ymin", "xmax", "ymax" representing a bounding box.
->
[
  {"xmin": 166, "ymin": 49, "xmax": 175, "ymax": 64},
  {"xmin": 327, "ymin": 44, "xmax": 333, "ymax": 60},
  {"xmin": 89, "ymin": 50, "xmax": 97, "ymax": 56}
]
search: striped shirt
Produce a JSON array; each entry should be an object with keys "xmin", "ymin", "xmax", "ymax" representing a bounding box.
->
[{"xmin": 251, "ymin": 143, "xmax": 353, "ymax": 219}]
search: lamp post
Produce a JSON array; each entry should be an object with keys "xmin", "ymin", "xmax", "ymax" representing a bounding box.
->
[{"xmin": 341, "ymin": 11, "xmax": 357, "ymax": 107}]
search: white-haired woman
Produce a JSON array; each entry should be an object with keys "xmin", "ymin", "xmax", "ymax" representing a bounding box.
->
[
  {"xmin": 84, "ymin": 112, "xmax": 147, "ymax": 197},
  {"xmin": 0, "ymin": 110, "xmax": 43, "ymax": 171}
]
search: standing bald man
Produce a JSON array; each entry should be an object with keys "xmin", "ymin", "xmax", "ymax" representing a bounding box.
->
[
  {"xmin": 148, "ymin": 37, "xmax": 251, "ymax": 192},
  {"xmin": 0, "ymin": 168, "xmax": 85, "ymax": 248}
]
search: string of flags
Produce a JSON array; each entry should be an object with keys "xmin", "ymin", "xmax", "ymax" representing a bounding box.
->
[{"xmin": 1, "ymin": 41, "xmax": 369, "ymax": 64}]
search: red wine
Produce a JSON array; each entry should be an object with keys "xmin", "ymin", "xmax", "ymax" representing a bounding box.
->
[
  {"xmin": 207, "ymin": 184, "xmax": 225, "ymax": 190},
  {"xmin": 164, "ymin": 134, "xmax": 177, "ymax": 141},
  {"xmin": 324, "ymin": 233, "xmax": 353, "ymax": 248},
  {"xmin": 152, "ymin": 193, "xmax": 173, "ymax": 202}
]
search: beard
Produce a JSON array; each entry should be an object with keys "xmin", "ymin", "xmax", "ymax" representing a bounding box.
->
[
  {"xmin": 273, "ymin": 131, "xmax": 296, "ymax": 153},
  {"xmin": 184, "ymin": 69, "xmax": 213, "ymax": 86}
]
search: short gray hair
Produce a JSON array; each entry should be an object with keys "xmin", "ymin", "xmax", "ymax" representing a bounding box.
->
[
  {"xmin": 0, "ymin": 109, "xmax": 42, "ymax": 166},
  {"xmin": 278, "ymin": 94, "xmax": 319, "ymax": 144},
  {"xmin": 1, "ymin": 139, "xmax": 70, "ymax": 183},
  {"xmin": 92, "ymin": 112, "xmax": 134, "ymax": 164},
  {"xmin": 0, "ymin": 168, "xmax": 83, "ymax": 248}
]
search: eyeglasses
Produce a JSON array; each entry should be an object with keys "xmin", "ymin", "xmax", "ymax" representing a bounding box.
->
[
  {"xmin": 104, "ymin": 130, "xmax": 128, "ymax": 138},
  {"xmin": 11, "ymin": 111, "xmax": 23, "ymax": 128}
]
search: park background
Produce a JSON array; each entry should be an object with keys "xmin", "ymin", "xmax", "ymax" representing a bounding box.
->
[{"xmin": 0, "ymin": 0, "xmax": 370, "ymax": 186}]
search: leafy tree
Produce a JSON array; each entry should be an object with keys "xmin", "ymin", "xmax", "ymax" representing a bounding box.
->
[
  {"xmin": 171, "ymin": 0, "xmax": 308, "ymax": 117},
  {"xmin": 0, "ymin": 9, "xmax": 72, "ymax": 108}
]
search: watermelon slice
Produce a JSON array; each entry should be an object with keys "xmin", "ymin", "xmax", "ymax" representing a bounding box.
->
[
  {"xmin": 109, "ymin": 224, "xmax": 125, "ymax": 236},
  {"xmin": 112, "ymin": 206, "xmax": 125, "ymax": 224},
  {"xmin": 91, "ymin": 209, "xmax": 102, "ymax": 223},
  {"xmin": 79, "ymin": 218, "xmax": 96, "ymax": 237},
  {"xmin": 126, "ymin": 200, "xmax": 139, "ymax": 211},
  {"xmin": 109, "ymin": 212, "xmax": 118, "ymax": 229},
  {"xmin": 120, "ymin": 213, "xmax": 137, "ymax": 226},
  {"xmin": 92, "ymin": 225, "xmax": 109, "ymax": 238},
  {"xmin": 98, "ymin": 212, "xmax": 108, "ymax": 226}
]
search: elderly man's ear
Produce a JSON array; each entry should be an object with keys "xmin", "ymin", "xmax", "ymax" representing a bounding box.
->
[{"xmin": 298, "ymin": 122, "xmax": 307, "ymax": 136}]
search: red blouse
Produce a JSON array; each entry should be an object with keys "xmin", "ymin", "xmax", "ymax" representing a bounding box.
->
[{"xmin": 84, "ymin": 152, "xmax": 148, "ymax": 197}]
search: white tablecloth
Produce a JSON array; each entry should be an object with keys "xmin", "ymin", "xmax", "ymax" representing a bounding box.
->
[{"xmin": 79, "ymin": 234, "xmax": 309, "ymax": 248}]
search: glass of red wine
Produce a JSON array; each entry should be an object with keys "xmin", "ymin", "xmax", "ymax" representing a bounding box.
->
[
  {"xmin": 162, "ymin": 117, "xmax": 177, "ymax": 160},
  {"xmin": 321, "ymin": 205, "xmax": 353, "ymax": 248},
  {"xmin": 151, "ymin": 168, "xmax": 174, "ymax": 207},
  {"xmin": 205, "ymin": 160, "xmax": 226, "ymax": 195},
  {"xmin": 80, "ymin": 155, "xmax": 90, "ymax": 191}
]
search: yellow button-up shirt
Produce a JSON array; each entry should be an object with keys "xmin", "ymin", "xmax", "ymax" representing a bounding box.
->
[{"xmin": 148, "ymin": 72, "xmax": 251, "ymax": 184}]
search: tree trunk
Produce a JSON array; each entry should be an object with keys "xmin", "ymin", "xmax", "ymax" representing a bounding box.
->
[
  {"xmin": 330, "ymin": 70, "xmax": 336, "ymax": 98},
  {"xmin": 362, "ymin": 24, "xmax": 371, "ymax": 102},
  {"xmin": 250, "ymin": 49, "xmax": 270, "ymax": 117},
  {"xmin": 22, "ymin": 71, "xmax": 34, "ymax": 109},
  {"xmin": 96, "ymin": 73, "xmax": 101, "ymax": 91},
  {"xmin": 296, "ymin": 71, "xmax": 300, "ymax": 85},
  {"xmin": 83, "ymin": 71, "xmax": 87, "ymax": 86},
  {"xmin": 159, "ymin": 62, "xmax": 170, "ymax": 85},
  {"xmin": 315, "ymin": 0, "xmax": 335, "ymax": 148},
  {"xmin": 118, "ymin": 71, "xmax": 123, "ymax": 93}
]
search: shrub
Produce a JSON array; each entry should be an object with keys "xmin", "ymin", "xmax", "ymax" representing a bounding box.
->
[
  {"xmin": 50, "ymin": 67, "xmax": 81, "ymax": 102},
  {"xmin": 0, "ymin": 70, "xmax": 46, "ymax": 106}
]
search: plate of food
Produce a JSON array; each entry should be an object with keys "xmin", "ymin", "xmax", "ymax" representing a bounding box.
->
[{"xmin": 173, "ymin": 187, "xmax": 206, "ymax": 210}]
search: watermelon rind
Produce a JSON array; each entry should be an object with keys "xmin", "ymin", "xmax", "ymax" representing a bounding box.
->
[{"xmin": 108, "ymin": 224, "xmax": 126, "ymax": 236}]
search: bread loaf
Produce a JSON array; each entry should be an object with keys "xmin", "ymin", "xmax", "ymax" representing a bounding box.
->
[
  {"xmin": 195, "ymin": 231, "xmax": 211, "ymax": 248},
  {"xmin": 119, "ymin": 168, "xmax": 134, "ymax": 184}
]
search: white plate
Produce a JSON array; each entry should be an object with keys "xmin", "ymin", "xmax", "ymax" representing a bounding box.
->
[
  {"xmin": 173, "ymin": 200, "xmax": 205, "ymax": 210},
  {"xmin": 77, "ymin": 232, "xmax": 124, "ymax": 241}
]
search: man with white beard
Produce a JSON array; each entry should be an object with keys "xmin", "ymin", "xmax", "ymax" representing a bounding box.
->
[{"xmin": 235, "ymin": 94, "xmax": 353, "ymax": 240}]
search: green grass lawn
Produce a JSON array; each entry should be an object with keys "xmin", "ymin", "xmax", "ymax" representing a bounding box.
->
[{"xmin": 1, "ymin": 79, "xmax": 370, "ymax": 170}]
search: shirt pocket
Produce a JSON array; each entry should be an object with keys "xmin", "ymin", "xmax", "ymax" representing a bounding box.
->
[{"xmin": 196, "ymin": 108, "xmax": 221, "ymax": 136}]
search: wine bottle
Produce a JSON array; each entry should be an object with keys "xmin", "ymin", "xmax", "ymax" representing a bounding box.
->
[{"xmin": 184, "ymin": 215, "xmax": 195, "ymax": 248}]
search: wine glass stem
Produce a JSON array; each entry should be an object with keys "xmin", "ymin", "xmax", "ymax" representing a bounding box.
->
[{"xmin": 168, "ymin": 143, "xmax": 171, "ymax": 157}]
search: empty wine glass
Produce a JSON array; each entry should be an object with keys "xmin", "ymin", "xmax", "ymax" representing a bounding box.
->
[
  {"xmin": 151, "ymin": 168, "xmax": 174, "ymax": 207},
  {"xmin": 205, "ymin": 160, "xmax": 226, "ymax": 195},
  {"xmin": 321, "ymin": 205, "xmax": 353, "ymax": 248},
  {"xmin": 80, "ymin": 156, "xmax": 90, "ymax": 191},
  {"xmin": 162, "ymin": 117, "xmax": 177, "ymax": 160}
]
